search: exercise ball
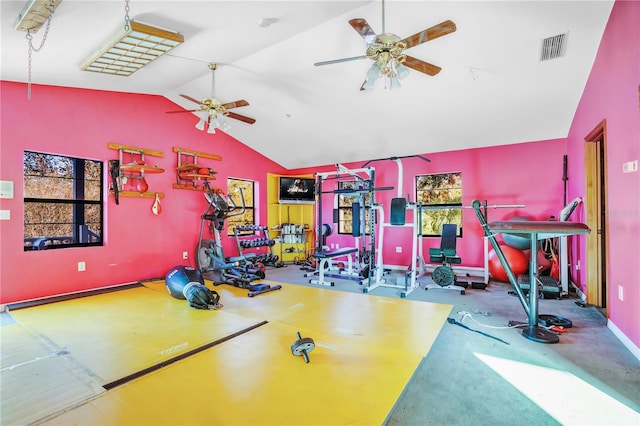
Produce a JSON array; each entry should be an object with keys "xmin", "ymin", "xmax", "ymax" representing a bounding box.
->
[
  {"xmin": 488, "ymin": 245, "xmax": 528, "ymax": 282},
  {"xmin": 502, "ymin": 217, "xmax": 532, "ymax": 250}
]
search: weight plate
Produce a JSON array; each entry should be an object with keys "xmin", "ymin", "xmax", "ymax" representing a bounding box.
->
[
  {"xmin": 432, "ymin": 266, "xmax": 455, "ymax": 287},
  {"xmin": 291, "ymin": 337, "xmax": 315, "ymax": 355},
  {"xmin": 538, "ymin": 314, "xmax": 573, "ymax": 328}
]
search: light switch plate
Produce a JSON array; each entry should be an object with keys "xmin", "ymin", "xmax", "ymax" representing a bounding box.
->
[{"xmin": 0, "ymin": 181, "xmax": 14, "ymax": 198}]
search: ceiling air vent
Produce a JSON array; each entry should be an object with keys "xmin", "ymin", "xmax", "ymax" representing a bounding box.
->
[{"xmin": 540, "ymin": 33, "xmax": 568, "ymax": 61}]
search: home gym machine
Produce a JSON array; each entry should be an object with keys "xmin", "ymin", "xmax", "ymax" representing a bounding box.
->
[
  {"xmin": 472, "ymin": 199, "xmax": 590, "ymax": 343},
  {"xmin": 359, "ymin": 155, "xmax": 435, "ymax": 298},
  {"xmin": 306, "ymin": 163, "xmax": 390, "ymax": 288},
  {"xmin": 195, "ymin": 181, "xmax": 281, "ymax": 297}
]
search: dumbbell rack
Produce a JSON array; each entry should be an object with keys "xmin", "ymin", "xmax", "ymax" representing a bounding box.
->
[{"xmin": 233, "ymin": 225, "xmax": 280, "ymax": 267}]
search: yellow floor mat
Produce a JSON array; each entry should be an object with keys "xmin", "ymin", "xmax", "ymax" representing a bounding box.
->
[
  {"xmin": 3, "ymin": 280, "xmax": 452, "ymax": 425},
  {"xmin": 42, "ymin": 321, "xmax": 427, "ymax": 426},
  {"xmin": 8, "ymin": 285, "xmax": 265, "ymax": 383},
  {"xmin": 205, "ymin": 281, "xmax": 452, "ymax": 356}
]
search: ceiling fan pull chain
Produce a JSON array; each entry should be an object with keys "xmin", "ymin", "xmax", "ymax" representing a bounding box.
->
[
  {"xmin": 209, "ymin": 63, "xmax": 217, "ymax": 98},
  {"xmin": 24, "ymin": 4, "xmax": 54, "ymax": 100},
  {"xmin": 124, "ymin": 0, "xmax": 131, "ymax": 31}
]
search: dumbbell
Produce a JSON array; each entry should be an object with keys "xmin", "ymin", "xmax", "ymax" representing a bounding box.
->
[{"xmin": 291, "ymin": 331, "xmax": 315, "ymax": 363}]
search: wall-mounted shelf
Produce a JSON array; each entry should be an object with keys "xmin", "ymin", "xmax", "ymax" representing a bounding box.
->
[
  {"xmin": 108, "ymin": 143, "xmax": 165, "ymax": 200},
  {"xmin": 112, "ymin": 191, "xmax": 165, "ymax": 199},
  {"xmin": 120, "ymin": 164, "xmax": 165, "ymax": 174},
  {"xmin": 173, "ymin": 147, "xmax": 222, "ymax": 191}
]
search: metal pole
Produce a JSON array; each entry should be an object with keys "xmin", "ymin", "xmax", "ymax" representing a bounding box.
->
[
  {"xmin": 528, "ymin": 232, "xmax": 539, "ymax": 330},
  {"xmin": 471, "ymin": 200, "xmax": 530, "ymax": 317}
]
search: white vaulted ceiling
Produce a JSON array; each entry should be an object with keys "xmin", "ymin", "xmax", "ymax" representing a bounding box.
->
[{"xmin": 1, "ymin": 0, "xmax": 615, "ymax": 169}]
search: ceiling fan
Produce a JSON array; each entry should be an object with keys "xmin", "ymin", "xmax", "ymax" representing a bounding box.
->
[
  {"xmin": 314, "ymin": 0, "xmax": 456, "ymax": 90},
  {"xmin": 166, "ymin": 63, "xmax": 255, "ymax": 133}
]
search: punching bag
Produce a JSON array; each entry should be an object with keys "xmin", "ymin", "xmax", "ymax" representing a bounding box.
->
[{"xmin": 165, "ymin": 266, "xmax": 222, "ymax": 310}]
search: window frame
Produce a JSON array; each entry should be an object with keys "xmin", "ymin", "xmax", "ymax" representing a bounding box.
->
[
  {"xmin": 337, "ymin": 180, "xmax": 371, "ymax": 235},
  {"xmin": 23, "ymin": 151, "xmax": 104, "ymax": 251},
  {"xmin": 416, "ymin": 172, "xmax": 463, "ymax": 237},
  {"xmin": 226, "ymin": 177, "xmax": 256, "ymax": 237}
]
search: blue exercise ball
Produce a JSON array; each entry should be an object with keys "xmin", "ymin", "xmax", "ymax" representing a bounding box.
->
[{"xmin": 502, "ymin": 217, "xmax": 532, "ymax": 250}]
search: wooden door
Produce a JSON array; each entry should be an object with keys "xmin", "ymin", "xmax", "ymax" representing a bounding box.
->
[{"xmin": 584, "ymin": 120, "xmax": 608, "ymax": 312}]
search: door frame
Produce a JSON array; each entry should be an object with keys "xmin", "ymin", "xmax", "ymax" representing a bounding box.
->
[{"xmin": 583, "ymin": 119, "xmax": 609, "ymax": 312}]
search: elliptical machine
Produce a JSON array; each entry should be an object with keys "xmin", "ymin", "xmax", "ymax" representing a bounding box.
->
[{"xmin": 195, "ymin": 181, "xmax": 281, "ymax": 297}]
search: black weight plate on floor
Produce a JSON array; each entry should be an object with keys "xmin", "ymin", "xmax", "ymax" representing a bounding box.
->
[
  {"xmin": 432, "ymin": 266, "xmax": 455, "ymax": 287},
  {"xmin": 538, "ymin": 314, "xmax": 573, "ymax": 328}
]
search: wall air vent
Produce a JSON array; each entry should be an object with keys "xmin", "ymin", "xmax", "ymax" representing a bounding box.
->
[{"xmin": 540, "ymin": 33, "xmax": 568, "ymax": 61}]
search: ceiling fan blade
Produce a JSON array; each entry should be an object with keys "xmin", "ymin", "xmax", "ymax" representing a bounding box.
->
[
  {"xmin": 314, "ymin": 55, "xmax": 368, "ymax": 66},
  {"xmin": 166, "ymin": 109, "xmax": 199, "ymax": 114},
  {"xmin": 403, "ymin": 56, "xmax": 442, "ymax": 76},
  {"xmin": 348, "ymin": 19, "xmax": 378, "ymax": 44},
  {"xmin": 401, "ymin": 20, "xmax": 457, "ymax": 49},
  {"xmin": 226, "ymin": 111, "xmax": 256, "ymax": 124},
  {"xmin": 221, "ymin": 100, "xmax": 249, "ymax": 110},
  {"xmin": 180, "ymin": 94, "xmax": 203, "ymax": 105}
]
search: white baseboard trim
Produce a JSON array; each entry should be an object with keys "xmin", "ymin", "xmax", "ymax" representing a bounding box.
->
[{"xmin": 607, "ymin": 319, "xmax": 640, "ymax": 362}]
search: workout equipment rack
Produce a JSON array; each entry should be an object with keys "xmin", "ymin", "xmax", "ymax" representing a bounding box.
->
[
  {"xmin": 234, "ymin": 225, "xmax": 280, "ymax": 267},
  {"xmin": 315, "ymin": 164, "xmax": 386, "ymax": 292},
  {"xmin": 108, "ymin": 143, "xmax": 165, "ymax": 201},
  {"xmin": 172, "ymin": 146, "xmax": 222, "ymax": 191},
  {"xmin": 472, "ymin": 199, "xmax": 590, "ymax": 343}
]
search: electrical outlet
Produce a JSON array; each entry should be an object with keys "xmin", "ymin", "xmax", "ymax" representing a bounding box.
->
[
  {"xmin": 575, "ymin": 260, "xmax": 580, "ymax": 271},
  {"xmin": 396, "ymin": 246, "xmax": 402, "ymax": 253},
  {"xmin": 78, "ymin": 261, "xmax": 86, "ymax": 272},
  {"xmin": 331, "ymin": 243, "xmax": 335, "ymax": 249},
  {"xmin": 335, "ymin": 244, "xmax": 340, "ymax": 249},
  {"xmin": 182, "ymin": 251, "xmax": 188, "ymax": 260},
  {"xmin": 618, "ymin": 285, "xmax": 624, "ymax": 301}
]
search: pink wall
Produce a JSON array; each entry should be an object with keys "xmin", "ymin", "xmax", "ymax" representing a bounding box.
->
[
  {"xmin": 565, "ymin": 0, "xmax": 640, "ymax": 346},
  {"xmin": 0, "ymin": 81, "xmax": 286, "ymax": 304},
  {"xmin": 1, "ymin": 0, "xmax": 637, "ymax": 350},
  {"xmin": 291, "ymin": 138, "xmax": 567, "ymax": 269}
]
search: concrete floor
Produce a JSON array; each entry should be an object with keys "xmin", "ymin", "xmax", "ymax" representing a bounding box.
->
[{"xmin": 264, "ymin": 264, "xmax": 640, "ymax": 426}]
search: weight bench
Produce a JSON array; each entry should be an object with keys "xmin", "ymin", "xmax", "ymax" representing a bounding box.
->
[
  {"xmin": 425, "ymin": 224, "xmax": 466, "ymax": 295},
  {"xmin": 305, "ymin": 247, "xmax": 359, "ymax": 287}
]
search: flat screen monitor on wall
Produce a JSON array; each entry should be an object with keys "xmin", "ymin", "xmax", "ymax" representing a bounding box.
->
[{"xmin": 278, "ymin": 176, "xmax": 315, "ymax": 204}]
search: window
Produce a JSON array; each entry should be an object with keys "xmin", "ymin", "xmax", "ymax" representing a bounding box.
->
[
  {"xmin": 337, "ymin": 180, "xmax": 371, "ymax": 235},
  {"xmin": 416, "ymin": 172, "xmax": 462, "ymax": 237},
  {"xmin": 24, "ymin": 151, "xmax": 103, "ymax": 250},
  {"xmin": 226, "ymin": 178, "xmax": 255, "ymax": 236}
]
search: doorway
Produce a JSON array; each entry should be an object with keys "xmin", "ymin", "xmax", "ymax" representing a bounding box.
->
[{"xmin": 584, "ymin": 120, "xmax": 608, "ymax": 314}]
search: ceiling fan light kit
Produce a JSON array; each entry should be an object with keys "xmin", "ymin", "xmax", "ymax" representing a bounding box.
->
[
  {"xmin": 362, "ymin": 40, "xmax": 410, "ymax": 90},
  {"xmin": 166, "ymin": 63, "xmax": 255, "ymax": 134},
  {"xmin": 315, "ymin": 0, "xmax": 456, "ymax": 91},
  {"xmin": 80, "ymin": 20, "xmax": 184, "ymax": 76}
]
